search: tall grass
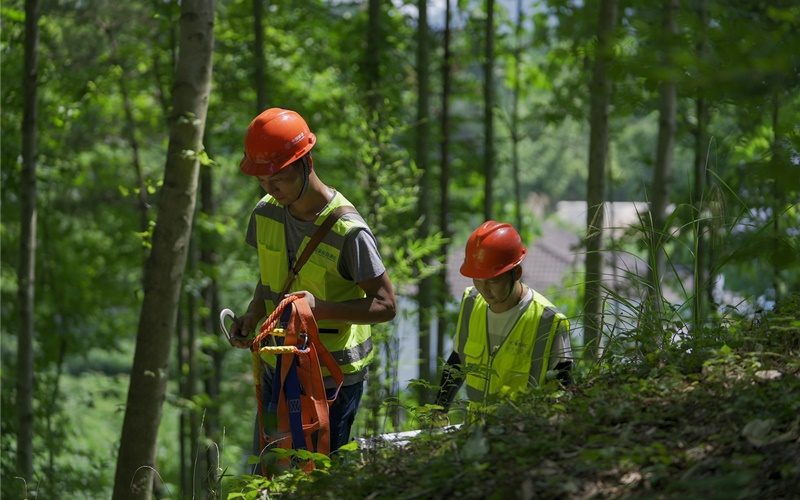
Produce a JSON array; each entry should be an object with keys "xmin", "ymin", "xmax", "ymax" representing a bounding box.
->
[{"xmin": 574, "ymin": 177, "xmax": 798, "ymax": 376}]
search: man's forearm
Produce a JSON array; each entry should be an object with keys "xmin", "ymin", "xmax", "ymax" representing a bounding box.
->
[
  {"xmin": 244, "ymin": 280, "xmax": 267, "ymax": 327},
  {"xmin": 313, "ymin": 295, "xmax": 396, "ymax": 324},
  {"xmin": 308, "ymin": 272, "xmax": 397, "ymax": 325}
]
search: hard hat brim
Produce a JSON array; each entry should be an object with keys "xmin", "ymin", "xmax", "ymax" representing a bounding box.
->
[
  {"xmin": 239, "ymin": 155, "xmax": 280, "ymax": 177},
  {"xmin": 460, "ymin": 252, "xmax": 526, "ymax": 279}
]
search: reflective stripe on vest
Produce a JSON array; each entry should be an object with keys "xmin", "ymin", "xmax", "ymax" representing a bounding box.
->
[
  {"xmin": 253, "ymin": 192, "xmax": 373, "ymax": 375},
  {"xmin": 455, "ymin": 286, "xmax": 568, "ymax": 404}
]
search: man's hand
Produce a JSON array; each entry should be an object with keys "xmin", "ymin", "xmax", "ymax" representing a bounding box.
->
[
  {"xmin": 229, "ymin": 312, "xmax": 259, "ymax": 349},
  {"xmin": 287, "ymin": 291, "xmax": 317, "ymax": 313}
]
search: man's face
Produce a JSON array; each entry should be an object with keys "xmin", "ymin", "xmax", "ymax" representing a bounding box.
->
[
  {"xmin": 473, "ymin": 272, "xmax": 515, "ymax": 310},
  {"xmin": 256, "ymin": 162, "xmax": 303, "ymax": 205}
]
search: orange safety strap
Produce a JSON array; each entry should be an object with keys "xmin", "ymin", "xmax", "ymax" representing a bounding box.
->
[{"xmin": 251, "ymin": 295, "xmax": 344, "ymax": 475}]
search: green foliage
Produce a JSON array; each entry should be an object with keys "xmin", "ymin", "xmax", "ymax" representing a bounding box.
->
[
  {"xmin": 3, "ymin": 0, "xmax": 799, "ymax": 495},
  {"xmin": 240, "ymin": 296, "xmax": 800, "ymax": 498}
]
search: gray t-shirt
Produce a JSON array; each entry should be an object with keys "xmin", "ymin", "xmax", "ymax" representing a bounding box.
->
[{"xmin": 245, "ymin": 198, "xmax": 386, "ymax": 284}]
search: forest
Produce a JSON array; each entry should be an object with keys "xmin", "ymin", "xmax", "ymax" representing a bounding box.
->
[{"xmin": 1, "ymin": 0, "xmax": 799, "ymax": 498}]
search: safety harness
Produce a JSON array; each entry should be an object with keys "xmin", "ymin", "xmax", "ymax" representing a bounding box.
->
[{"xmin": 250, "ymin": 294, "xmax": 343, "ymax": 475}]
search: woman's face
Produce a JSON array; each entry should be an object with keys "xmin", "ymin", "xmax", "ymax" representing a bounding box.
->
[{"xmin": 473, "ymin": 272, "xmax": 517, "ymax": 312}]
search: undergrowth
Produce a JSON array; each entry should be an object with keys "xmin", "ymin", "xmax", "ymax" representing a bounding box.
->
[{"xmin": 224, "ymin": 294, "xmax": 800, "ymax": 499}]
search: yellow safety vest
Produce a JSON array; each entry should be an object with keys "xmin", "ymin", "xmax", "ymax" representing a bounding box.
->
[
  {"xmin": 455, "ymin": 287, "xmax": 569, "ymax": 406},
  {"xmin": 252, "ymin": 192, "xmax": 373, "ymax": 376}
]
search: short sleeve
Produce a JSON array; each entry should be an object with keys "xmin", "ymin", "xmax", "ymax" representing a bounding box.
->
[
  {"xmin": 337, "ymin": 227, "xmax": 386, "ymax": 283},
  {"xmin": 245, "ymin": 210, "xmax": 258, "ymax": 248}
]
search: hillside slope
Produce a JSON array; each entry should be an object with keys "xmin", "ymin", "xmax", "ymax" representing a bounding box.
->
[{"xmin": 232, "ymin": 296, "xmax": 800, "ymax": 499}]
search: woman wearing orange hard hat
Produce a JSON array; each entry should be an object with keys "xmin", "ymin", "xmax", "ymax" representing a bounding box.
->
[{"xmin": 435, "ymin": 221, "xmax": 573, "ymax": 419}]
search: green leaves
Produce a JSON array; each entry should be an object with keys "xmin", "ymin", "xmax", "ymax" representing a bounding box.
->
[{"xmin": 460, "ymin": 427, "xmax": 489, "ymax": 462}]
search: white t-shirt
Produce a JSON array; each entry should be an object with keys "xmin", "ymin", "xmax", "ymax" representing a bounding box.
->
[{"xmin": 486, "ymin": 286, "xmax": 572, "ymax": 369}]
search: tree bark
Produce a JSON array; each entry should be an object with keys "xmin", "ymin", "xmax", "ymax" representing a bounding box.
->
[
  {"xmin": 366, "ymin": 0, "xmax": 382, "ymax": 117},
  {"xmin": 436, "ymin": 0, "xmax": 453, "ymax": 372},
  {"xmin": 106, "ymin": 29, "xmax": 151, "ymax": 251},
  {"xmin": 199, "ymin": 151, "xmax": 223, "ymax": 490},
  {"xmin": 112, "ymin": 1, "xmax": 215, "ymax": 498},
  {"xmin": 17, "ymin": 0, "xmax": 40, "ymax": 486},
  {"xmin": 646, "ymin": 0, "xmax": 679, "ymax": 317},
  {"xmin": 582, "ymin": 0, "xmax": 618, "ymax": 361},
  {"xmin": 363, "ymin": 0, "xmax": 383, "ymax": 433},
  {"xmin": 511, "ymin": 0, "xmax": 524, "ymax": 231},
  {"xmin": 253, "ymin": 0, "xmax": 266, "ymax": 113},
  {"xmin": 770, "ymin": 93, "xmax": 784, "ymax": 302},
  {"xmin": 416, "ymin": 0, "xmax": 433, "ymax": 400},
  {"xmin": 692, "ymin": 0, "xmax": 710, "ymax": 330},
  {"xmin": 483, "ymin": 0, "xmax": 495, "ymax": 221}
]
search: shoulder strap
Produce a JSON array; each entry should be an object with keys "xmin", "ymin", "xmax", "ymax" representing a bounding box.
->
[{"xmin": 280, "ymin": 205, "xmax": 359, "ymax": 296}]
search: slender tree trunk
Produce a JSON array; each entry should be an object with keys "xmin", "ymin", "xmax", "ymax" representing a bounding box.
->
[
  {"xmin": 416, "ymin": 0, "xmax": 433, "ymax": 400},
  {"xmin": 365, "ymin": 0, "xmax": 383, "ymax": 218},
  {"xmin": 177, "ymin": 307, "xmax": 188, "ymax": 495},
  {"xmin": 770, "ymin": 93, "xmax": 784, "ymax": 302},
  {"xmin": 151, "ymin": 0, "xmax": 177, "ymax": 117},
  {"xmin": 186, "ymin": 264, "xmax": 199, "ymax": 494},
  {"xmin": 366, "ymin": 0, "xmax": 382, "ymax": 117},
  {"xmin": 646, "ymin": 0, "xmax": 679, "ymax": 318},
  {"xmin": 106, "ymin": 29, "xmax": 151, "ymax": 248},
  {"xmin": 112, "ymin": 1, "xmax": 215, "ymax": 497},
  {"xmin": 17, "ymin": 0, "xmax": 40, "ymax": 486},
  {"xmin": 363, "ymin": 0, "xmax": 383, "ymax": 433},
  {"xmin": 692, "ymin": 0, "xmax": 709, "ymax": 330},
  {"xmin": 436, "ymin": 0, "xmax": 453, "ymax": 370},
  {"xmin": 512, "ymin": 0, "xmax": 524, "ymax": 231},
  {"xmin": 483, "ymin": 0, "xmax": 495, "ymax": 221},
  {"xmin": 177, "ymin": 256, "xmax": 199, "ymax": 497},
  {"xmin": 582, "ymin": 0, "xmax": 618, "ymax": 361},
  {"xmin": 119, "ymin": 72, "xmax": 151, "ymax": 238},
  {"xmin": 200, "ymin": 153, "xmax": 223, "ymax": 489},
  {"xmin": 253, "ymin": 0, "xmax": 267, "ymax": 112}
]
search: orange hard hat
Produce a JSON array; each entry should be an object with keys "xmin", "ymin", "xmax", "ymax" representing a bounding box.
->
[
  {"xmin": 239, "ymin": 108, "xmax": 317, "ymax": 176},
  {"xmin": 460, "ymin": 221, "xmax": 527, "ymax": 279}
]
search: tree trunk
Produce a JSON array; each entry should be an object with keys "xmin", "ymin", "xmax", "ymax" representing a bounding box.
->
[
  {"xmin": 366, "ymin": 0, "xmax": 382, "ymax": 117},
  {"xmin": 151, "ymin": 0, "xmax": 178, "ymax": 117},
  {"xmin": 512, "ymin": 0, "xmax": 524, "ymax": 231},
  {"xmin": 436, "ymin": 0, "xmax": 453, "ymax": 371},
  {"xmin": 483, "ymin": 0, "xmax": 495, "ymax": 221},
  {"xmin": 107, "ymin": 29, "xmax": 151, "ymax": 257},
  {"xmin": 646, "ymin": 0, "xmax": 679, "ymax": 318},
  {"xmin": 177, "ymin": 306, "xmax": 188, "ymax": 495},
  {"xmin": 692, "ymin": 0, "xmax": 709, "ymax": 330},
  {"xmin": 253, "ymin": 0, "xmax": 267, "ymax": 113},
  {"xmin": 582, "ymin": 0, "xmax": 618, "ymax": 361},
  {"xmin": 17, "ymin": 0, "xmax": 40, "ymax": 486},
  {"xmin": 112, "ymin": 0, "xmax": 215, "ymax": 498},
  {"xmin": 186, "ymin": 262, "xmax": 200, "ymax": 495},
  {"xmin": 363, "ymin": 0, "xmax": 383, "ymax": 433},
  {"xmin": 177, "ymin": 257, "xmax": 199, "ymax": 497},
  {"xmin": 199, "ymin": 151, "xmax": 223, "ymax": 490},
  {"xmin": 416, "ymin": 0, "xmax": 433, "ymax": 401},
  {"xmin": 770, "ymin": 93, "xmax": 784, "ymax": 302},
  {"xmin": 365, "ymin": 0, "xmax": 383, "ymax": 219}
]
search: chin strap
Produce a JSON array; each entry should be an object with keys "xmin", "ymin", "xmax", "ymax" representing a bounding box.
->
[
  {"xmin": 498, "ymin": 273, "xmax": 520, "ymax": 304},
  {"xmin": 293, "ymin": 154, "xmax": 312, "ymax": 203}
]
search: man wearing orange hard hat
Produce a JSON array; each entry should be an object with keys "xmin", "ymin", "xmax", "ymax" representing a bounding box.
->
[
  {"xmin": 435, "ymin": 221, "xmax": 572, "ymax": 417},
  {"xmin": 228, "ymin": 108, "xmax": 397, "ymax": 466}
]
